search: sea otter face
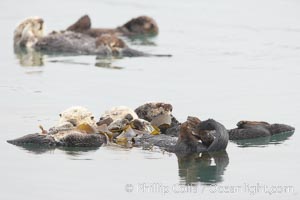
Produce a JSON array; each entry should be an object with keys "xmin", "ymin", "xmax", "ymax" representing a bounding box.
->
[
  {"xmin": 14, "ymin": 17, "xmax": 44, "ymax": 48},
  {"xmin": 58, "ymin": 106, "xmax": 96, "ymax": 127},
  {"xmin": 178, "ymin": 122, "xmax": 199, "ymax": 143},
  {"xmin": 123, "ymin": 16, "xmax": 158, "ymax": 35},
  {"xmin": 96, "ymin": 34, "xmax": 126, "ymax": 52},
  {"xmin": 100, "ymin": 106, "xmax": 138, "ymax": 122},
  {"xmin": 237, "ymin": 120, "xmax": 270, "ymax": 129}
]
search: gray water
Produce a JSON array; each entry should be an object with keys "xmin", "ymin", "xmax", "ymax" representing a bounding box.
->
[{"xmin": 0, "ymin": 0, "xmax": 299, "ymax": 199}]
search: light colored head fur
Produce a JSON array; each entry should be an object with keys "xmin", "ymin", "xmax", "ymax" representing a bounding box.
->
[
  {"xmin": 101, "ymin": 106, "xmax": 138, "ymax": 121},
  {"xmin": 58, "ymin": 106, "xmax": 96, "ymax": 127},
  {"xmin": 14, "ymin": 17, "xmax": 44, "ymax": 48}
]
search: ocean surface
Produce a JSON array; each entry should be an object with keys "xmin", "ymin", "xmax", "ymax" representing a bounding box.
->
[{"xmin": 0, "ymin": 0, "xmax": 299, "ymax": 199}]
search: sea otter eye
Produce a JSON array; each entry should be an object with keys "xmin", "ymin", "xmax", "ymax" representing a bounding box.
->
[{"xmin": 59, "ymin": 113, "xmax": 62, "ymax": 117}]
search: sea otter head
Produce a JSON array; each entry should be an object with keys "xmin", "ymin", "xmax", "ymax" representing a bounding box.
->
[
  {"xmin": 236, "ymin": 120, "xmax": 270, "ymax": 129},
  {"xmin": 58, "ymin": 106, "xmax": 96, "ymax": 128},
  {"xmin": 175, "ymin": 121, "xmax": 200, "ymax": 153},
  {"xmin": 95, "ymin": 34, "xmax": 127, "ymax": 55},
  {"xmin": 14, "ymin": 17, "xmax": 44, "ymax": 48},
  {"xmin": 121, "ymin": 16, "xmax": 158, "ymax": 36}
]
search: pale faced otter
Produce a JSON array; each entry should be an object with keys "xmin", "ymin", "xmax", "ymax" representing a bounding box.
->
[
  {"xmin": 14, "ymin": 17, "xmax": 44, "ymax": 48},
  {"xmin": 67, "ymin": 15, "xmax": 158, "ymax": 37},
  {"xmin": 58, "ymin": 106, "xmax": 96, "ymax": 127},
  {"xmin": 14, "ymin": 17, "xmax": 169, "ymax": 58},
  {"xmin": 96, "ymin": 106, "xmax": 159, "ymax": 146},
  {"xmin": 100, "ymin": 106, "xmax": 138, "ymax": 122},
  {"xmin": 228, "ymin": 120, "xmax": 295, "ymax": 140},
  {"xmin": 7, "ymin": 106, "xmax": 107, "ymax": 147}
]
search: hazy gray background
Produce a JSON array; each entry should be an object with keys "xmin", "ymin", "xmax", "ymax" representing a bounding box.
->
[{"xmin": 0, "ymin": 0, "xmax": 299, "ymax": 199}]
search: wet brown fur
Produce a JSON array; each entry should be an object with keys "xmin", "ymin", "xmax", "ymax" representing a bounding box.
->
[
  {"xmin": 66, "ymin": 15, "xmax": 158, "ymax": 37},
  {"xmin": 95, "ymin": 34, "xmax": 126, "ymax": 49}
]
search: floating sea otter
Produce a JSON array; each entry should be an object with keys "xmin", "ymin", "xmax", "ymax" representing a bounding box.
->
[
  {"xmin": 7, "ymin": 106, "xmax": 107, "ymax": 147},
  {"xmin": 66, "ymin": 15, "xmax": 158, "ymax": 37},
  {"xmin": 228, "ymin": 120, "xmax": 295, "ymax": 140},
  {"xmin": 13, "ymin": 17, "xmax": 170, "ymax": 58}
]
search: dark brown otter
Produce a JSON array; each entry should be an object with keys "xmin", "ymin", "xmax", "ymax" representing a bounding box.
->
[
  {"xmin": 174, "ymin": 118, "xmax": 228, "ymax": 154},
  {"xmin": 229, "ymin": 120, "xmax": 295, "ymax": 140},
  {"xmin": 119, "ymin": 15, "xmax": 158, "ymax": 36},
  {"xmin": 7, "ymin": 132, "xmax": 106, "ymax": 147},
  {"xmin": 176, "ymin": 122, "xmax": 201, "ymax": 153},
  {"xmin": 182, "ymin": 116, "xmax": 215, "ymax": 147},
  {"xmin": 66, "ymin": 15, "xmax": 158, "ymax": 37}
]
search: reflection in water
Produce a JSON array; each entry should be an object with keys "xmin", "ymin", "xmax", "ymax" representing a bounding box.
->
[
  {"xmin": 16, "ymin": 145, "xmax": 55, "ymax": 154},
  {"xmin": 59, "ymin": 147, "xmax": 99, "ymax": 158},
  {"xmin": 16, "ymin": 144, "xmax": 99, "ymax": 157},
  {"xmin": 95, "ymin": 59, "xmax": 123, "ymax": 70},
  {"xmin": 127, "ymin": 36, "xmax": 156, "ymax": 46},
  {"xmin": 176, "ymin": 151, "xmax": 229, "ymax": 185},
  {"xmin": 14, "ymin": 47, "xmax": 44, "ymax": 67},
  {"xmin": 49, "ymin": 59, "xmax": 90, "ymax": 66},
  {"xmin": 231, "ymin": 131, "xmax": 294, "ymax": 148},
  {"xmin": 14, "ymin": 46, "xmax": 124, "ymax": 69}
]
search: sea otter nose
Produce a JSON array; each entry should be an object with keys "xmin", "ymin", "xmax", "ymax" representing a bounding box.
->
[
  {"xmin": 37, "ymin": 18, "xmax": 44, "ymax": 30},
  {"xmin": 37, "ymin": 18, "xmax": 44, "ymax": 25},
  {"xmin": 144, "ymin": 23, "xmax": 151, "ymax": 30}
]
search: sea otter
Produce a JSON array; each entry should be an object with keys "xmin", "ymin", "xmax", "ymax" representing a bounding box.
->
[
  {"xmin": 228, "ymin": 120, "xmax": 295, "ymax": 140},
  {"xmin": 7, "ymin": 106, "xmax": 107, "ymax": 147},
  {"xmin": 67, "ymin": 15, "xmax": 158, "ymax": 37},
  {"xmin": 13, "ymin": 17, "xmax": 169, "ymax": 58},
  {"xmin": 134, "ymin": 102, "xmax": 180, "ymax": 134}
]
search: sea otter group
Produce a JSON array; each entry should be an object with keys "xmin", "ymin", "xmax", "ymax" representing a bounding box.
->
[
  {"xmin": 10, "ymin": 16, "xmax": 295, "ymax": 154},
  {"xmin": 7, "ymin": 102, "xmax": 295, "ymax": 154},
  {"xmin": 13, "ymin": 15, "xmax": 169, "ymax": 58}
]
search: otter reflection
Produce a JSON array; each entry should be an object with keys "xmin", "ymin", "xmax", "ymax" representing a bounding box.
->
[
  {"xmin": 14, "ymin": 47, "xmax": 124, "ymax": 69},
  {"xmin": 14, "ymin": 47, "xmax": 44, "ymax": 66},
  {"xmin": 176, "ymin": 151, "xmax": 229, "ymax": 184},
  {"xmin": 231, "ymin": 131, "xmax": 294, "ymax": 148},
  {"xmin": 14, "ymin": 144, "xmax": 99, "ymax": 156},
  {"xmin": 95, "ymin": 60, "xmax": 123, "ymax": 70}
]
